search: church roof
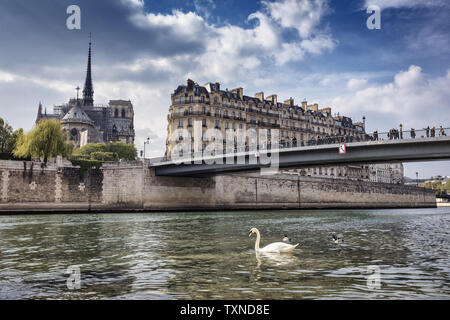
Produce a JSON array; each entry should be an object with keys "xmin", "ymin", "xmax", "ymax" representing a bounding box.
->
[{"xmin": 62, "ymin": 103, "xmax": 93, "ymax": 124}]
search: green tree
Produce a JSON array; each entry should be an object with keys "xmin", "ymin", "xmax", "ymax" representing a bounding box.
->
[
  {"xmin": 73, "ymin": 142, "xmax": 137, "ymax": 161},
  {"xmin": 0, "ymin": 117, "xmax": 22, "ymax": 153},
  {"xmin": 14, "ymin": 119, "xmax": 73, "ymax": 162}
]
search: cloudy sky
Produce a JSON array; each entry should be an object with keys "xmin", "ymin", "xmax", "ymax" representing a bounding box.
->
[{"xmin": 0, "ymin": 0, "xmax": 449, "ymax": 178}]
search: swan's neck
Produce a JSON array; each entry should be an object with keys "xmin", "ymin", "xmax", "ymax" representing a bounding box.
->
[{"xmin": 255, "ymin": 230, "xmax": 261, "ymax": 251}]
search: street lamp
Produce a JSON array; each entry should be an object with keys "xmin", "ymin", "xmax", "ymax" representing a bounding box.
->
[
  {"xmin": 143, "ymin": 137, "xmax": 150, "ymax": 159},
  {"xmin": 416, "ymin": 172, "xmax": 419, "ymax": 186}
]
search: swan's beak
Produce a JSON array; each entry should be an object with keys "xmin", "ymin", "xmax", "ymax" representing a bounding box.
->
[{"xmin": 249, "ymin": 231, "xmax": 253, "ymax": 237}]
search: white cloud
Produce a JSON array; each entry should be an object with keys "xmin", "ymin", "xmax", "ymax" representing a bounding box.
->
[
  {"xmin": 0, "ymin": 70, "xmax": 18, "ymax": 82},
  {"xmin": 128, "ymin": 0, "xmax": 335, "ymax": 79},
  {"xmin": 347, "ymin": 78, "xmax": 368, "ymax": 90},
  {"xmin": 363, "ymin": 0, "xmax": 447, "ymax": 10},
  {"xmin": 325, "ymin": 65, "xmax": 450, "ymax": 129},
  {"xmin": 193, "ymin": 0, "xmax": 216, "ymax": 20},
  {"xmin": 263, "ymin": 0, "xmax": 330, "ymax": 38}
]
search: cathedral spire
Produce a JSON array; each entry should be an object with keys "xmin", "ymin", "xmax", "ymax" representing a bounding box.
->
[{"xmin": 82, "ymin": 34, "xmax": 94, "ymax": 107}]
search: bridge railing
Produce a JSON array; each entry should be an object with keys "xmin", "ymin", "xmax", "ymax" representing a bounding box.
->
[
  {"xmin": 150, "ymin": 126, "xmax": 449, "ymax": 164},
  {"xmin": 302, "ymin": 127, "xmax": 449, "ymax": 148}
]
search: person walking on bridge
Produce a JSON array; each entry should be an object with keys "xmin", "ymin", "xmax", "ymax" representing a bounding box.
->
[
  {"xmin": 411, "ymin": 128, "xmax": 416, "ymax": 139},
  {"xmin": 431, "ymin": 126, "xmax": 436, "ymax": 138},
  {"xmin": 440, "ymin": 126, "xmax": 446, "ymax": 136},
  {"xmin": 425, "ymin": 126, "xmax": 430, "ymax": 137},
  {"xmin": 399, "ymin": 124, "xmax": 403, "ymax": 139}
]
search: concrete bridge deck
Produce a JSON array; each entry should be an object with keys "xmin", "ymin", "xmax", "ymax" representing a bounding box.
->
[{"xmin": 150, "ymin": 136, "xmax": 450, "ymax": 176}]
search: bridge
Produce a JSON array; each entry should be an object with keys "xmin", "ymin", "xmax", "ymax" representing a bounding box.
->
[{"xmin": 149, "ymin": 136, "xmax": 450, "ymax": 177}]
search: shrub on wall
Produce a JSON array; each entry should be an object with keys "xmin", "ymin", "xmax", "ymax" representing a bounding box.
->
[{"xmin": 73, "ymin": 142, "xmax": 137, "ymax": 161}]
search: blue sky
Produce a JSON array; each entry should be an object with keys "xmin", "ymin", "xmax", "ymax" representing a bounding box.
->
[{"xmin": 0, "ymin": 0, "xmax": 449, "ymax": 178}]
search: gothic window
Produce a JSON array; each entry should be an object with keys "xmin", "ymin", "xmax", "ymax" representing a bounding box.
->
[
  {"xmin": 70, "ymin": 128, "xmax": 78, "ymax": 141},
  {"xmin": 114, "ymin": 109, "xmax": 118, "ymax": 118},
  {"xmin": 122, "ymin": 109, "xmax": 126, "ymax": 118}
]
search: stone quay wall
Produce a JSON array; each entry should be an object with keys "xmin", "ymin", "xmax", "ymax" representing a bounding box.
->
[{"xmin": 0, "ymin": 160, "xmax": 436, "ymax": 213}]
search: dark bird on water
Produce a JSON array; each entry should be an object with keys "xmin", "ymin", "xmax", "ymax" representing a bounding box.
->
[{"xmin": 332, "ymin": 234, "xmax": 343, "ymax": 244}]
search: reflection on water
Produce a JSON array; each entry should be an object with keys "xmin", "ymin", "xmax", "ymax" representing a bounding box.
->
[{"xmin": 0, "ymin": 208, "xmax": 449, "ymax": 299}]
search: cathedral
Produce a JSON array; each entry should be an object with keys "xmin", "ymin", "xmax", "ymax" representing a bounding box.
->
[{"xmin": 36, "ymin": 40, "xmax": 135, "ymax": 148}]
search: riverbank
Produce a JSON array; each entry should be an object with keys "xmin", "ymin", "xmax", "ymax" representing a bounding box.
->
[{"xmin": 0, "ymin": 160, "xmax": 436, "ymax": 213}]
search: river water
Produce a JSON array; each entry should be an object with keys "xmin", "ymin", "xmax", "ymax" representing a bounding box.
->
[{"xmin": 0, "ymin": 208, "xmax": 449, "ymax": 300}]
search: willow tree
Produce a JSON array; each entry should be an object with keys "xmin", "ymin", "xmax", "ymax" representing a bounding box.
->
[{"xmin": 14, "ymin": 119, "xmax": 73, "ymax": 162}]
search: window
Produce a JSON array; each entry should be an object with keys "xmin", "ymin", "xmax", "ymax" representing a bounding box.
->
[
  {"xmin": 188, "ymin": 118, "xmax": 193, "ymax": 127},
  {"xmin": 180, "ymin": 96, "xmax": 185, "ymax": 104},
  {"xmin": 121, "ymin": 109, "xmax": 126, "ymax": 118},
  {"xmin": 225, "ymin": 122, "xmax": 229, "ymax": 129},
  {"xmin": 239, "ymin": 124, "xmax": 243, "ymax": 129},
  {"xmin": 202, "ymin": 119, "xmax": 207, "ymax": 127},
  {"xmin": 214, "ymin": 97, "xmax": 218, "ymax": 104},
  {"xmin": 188, "ymin": 107, "xmax": 193, "ymax": 114},
  {"xmin": 114, "ymin": 109, "xmax": 118, "ymax": 118},
  {"xmin": 202, "ymin": 106, "xmax": 206, "ymax": 114},
  {"xmin": 178, "ymin": 119, "xmax": 183, "ymax": 128},
  {"xmin": 215, "ymin": 120, "xmax": 220, "ymax": 129},
  {"xmin": 189, "ymin": 96, "xmax": 193, "ymax": 103},
  {"xmin": 201, "ymin": 96, "xmax": 205, "ymax": 103}
]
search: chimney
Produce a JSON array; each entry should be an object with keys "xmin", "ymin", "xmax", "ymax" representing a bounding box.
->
[
  {"xmin": 255, "ymin": 92, "xmax": 264, "ymax": 102},
  {"xmin": 284, "ymin": 97, "xmax": 294, "ymax": 107},
  {"xmin": 187, "ymin": 79, "xmax": 195, "ymax": 91},
  {"xmin": 232, "ymin": 87, "xmax": 243, "ymax": 99},
  {"xmin": 301, "ymin": 100, "xmax": 307, "ymax": 109},
  {"xmin": 267, "ymin": 94, "xmax": 277, "ymax": 105},
  {"xmin": 215, "ymin": 82, "xmax": 220, "ymax": 91}
]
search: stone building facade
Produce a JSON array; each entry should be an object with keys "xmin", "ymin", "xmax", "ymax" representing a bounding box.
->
[
  {"xmin": 166, "ymin": 79, "xmax": 369, "ymax": 179},
  {"xmin": 166, "ymin": 79, "xmax": 366, "ymax": 156},
  {"xmin": 36, "ymin": 41, "xmax": 135, "ymax": 148},
  {"xmin": 369, "ymin": 163, "xmax": 404, "ymax": 184}
]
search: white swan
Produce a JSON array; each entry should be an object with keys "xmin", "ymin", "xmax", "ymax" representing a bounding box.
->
[{"xmin": 249, "ymin": 228, "xmax": 299, "ymax": 253}]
